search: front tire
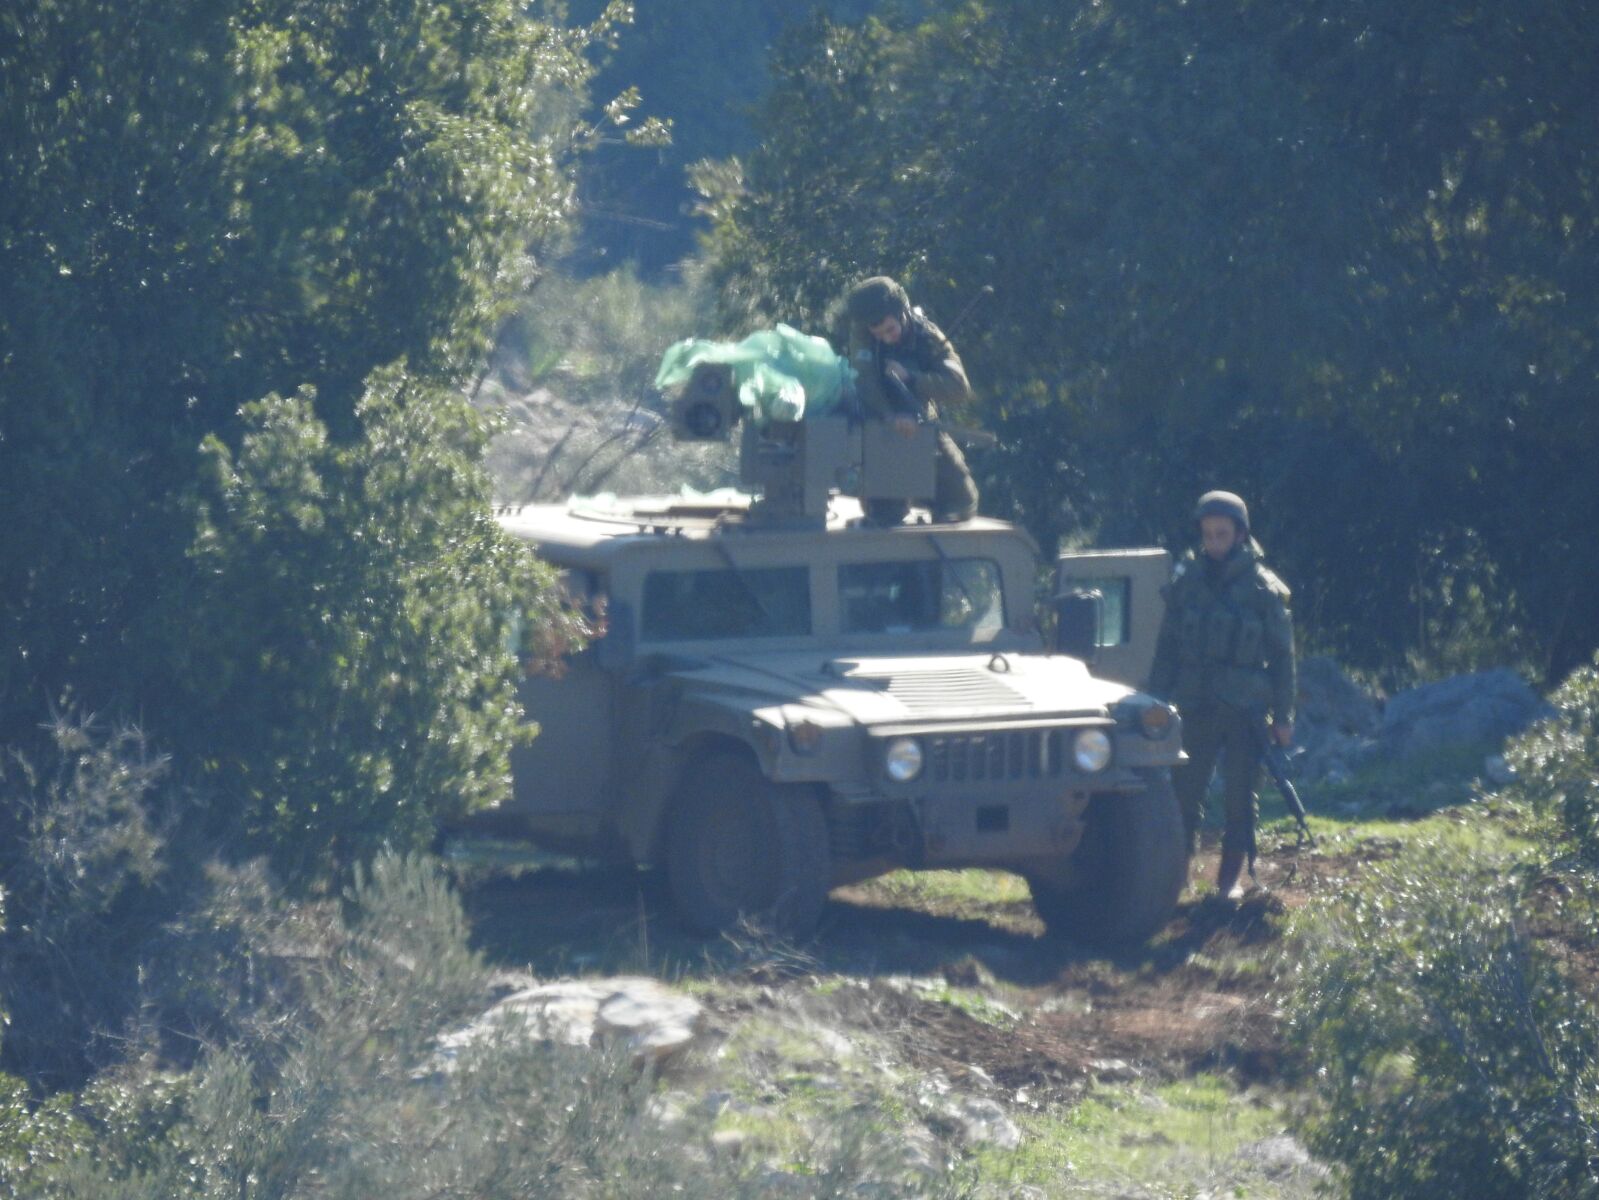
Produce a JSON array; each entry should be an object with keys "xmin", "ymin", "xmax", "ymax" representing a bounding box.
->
[
  {"xmin": 1027, "ymin": 770, "xmax": 1187, "ymax": 947},
  {"xmin": 666, "ymin": 751, "xmax": 831, "ymax": 938}
]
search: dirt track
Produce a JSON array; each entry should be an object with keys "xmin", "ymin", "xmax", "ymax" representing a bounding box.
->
[{"xmin": 461, "ymin": 834, "xmax": 1365, "ymax": 1100}]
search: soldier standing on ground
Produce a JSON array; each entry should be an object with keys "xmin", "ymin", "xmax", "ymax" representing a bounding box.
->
[
  {"xmin": 843, "ymin": 276, "xmax": 980, "ymax": 523},
  {"xmin": 1147, "ymin": 491, "xmax": 1296, "ymax": 901}
]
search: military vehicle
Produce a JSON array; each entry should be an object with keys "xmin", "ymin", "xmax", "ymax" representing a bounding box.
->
[{"xmin": 487, "ymin": 362, "xmax": 1187, "ymax": 945}]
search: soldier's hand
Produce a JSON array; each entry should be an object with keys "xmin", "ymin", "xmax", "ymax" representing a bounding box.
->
[
  {"xmin": 1272, "ymin": 721, "xmax": 1294, "ymax": 748},
  {"xmin": 891, "ymin": 415, "xmax": 917, "ymax": 438},
  {"xmin": 885, "ymin": 360, "xmax": 910, "ymax": 384}
]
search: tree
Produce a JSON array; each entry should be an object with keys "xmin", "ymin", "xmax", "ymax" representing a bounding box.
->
[
  {"xmin": 703, "ymin": 0, "xmax": 1599, "ymax": 676},
  {"xmin": 0, "ymin": 0, "xmax": 605, "ymax": 880}
]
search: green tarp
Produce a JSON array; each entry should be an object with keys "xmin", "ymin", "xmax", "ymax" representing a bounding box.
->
[{"xmin": 654, "ymin": 324, "xmax": 854, "ymax": 424}]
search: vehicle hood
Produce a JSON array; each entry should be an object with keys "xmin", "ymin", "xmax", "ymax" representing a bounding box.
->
[{"xmin": 659, "ymin": 650, "xmax": 1132, "ymax": 728}]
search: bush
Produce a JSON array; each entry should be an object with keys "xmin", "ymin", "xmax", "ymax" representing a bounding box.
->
[
  {"xmin": 0, "ymin": 0, "xmax": 607, "ymax": 896},
  {"xmin": 0, "ymin": 712, "xmax": 169, "ymax": 1087},
  {"xmin": 6, "ymin": 852, "xmax": 973, "ymax": 1200},
  {"xmin": 1286, "ymin": 839, "xmax": 1599, "ymax": 1199},
  {"xmin": 167, "ymin": 370, "xmax": 588, "ymax": 885},
  {"xmin": 1507, "ymin": 652, "xmax": 1599, "ymax": 871}
]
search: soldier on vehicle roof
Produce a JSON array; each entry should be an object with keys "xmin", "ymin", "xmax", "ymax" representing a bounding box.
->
[
  {"xmin": 843, "ymin": 276, "xmax": 980, "ymax": 524},
  {"xmin": 1147, "ymin": 491, "xmax": 1296, "ymax": 902}
]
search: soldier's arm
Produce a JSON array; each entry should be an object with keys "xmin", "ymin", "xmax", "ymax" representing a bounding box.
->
[
  {"xmin": 907, "ymin": 319, "xmax": 973, "ymax": 410},
  {"xmin": 1264, "ymin": 594, "xmax": 1296, "ymax": 728},
  {"xmin": 847, "ymin": 333, "xmax": 896, "ymax": 419}
]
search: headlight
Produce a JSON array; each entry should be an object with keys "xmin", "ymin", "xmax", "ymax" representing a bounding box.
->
[
  {"xmin": 787, "ymin": 720, "xmax": 823, "ymax": 755},
  {"xmin": 1139, "ymin": 703, "xmax": 1176, "ymax": 740},
  {"xmin": 883, "ymin": 737, "xmax": 924, "ymax": 782},
  {"xmin": 1073, "ymin": 728, "xmax": 1113, "ymax": 773}
]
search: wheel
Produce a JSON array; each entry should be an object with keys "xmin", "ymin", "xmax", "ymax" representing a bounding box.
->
[
  {"xmin": 1027, "ymin": 770, "xmax": 1187, "ymax": 947},
  {"xmin": 666, "ymin": 750, "xmax": 831, "ymax": 938}
]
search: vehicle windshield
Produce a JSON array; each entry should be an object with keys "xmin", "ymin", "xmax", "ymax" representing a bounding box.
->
[
  {"xmin": 642, "ymin": 566, "xmax": 811, "ymax": 640},
  {"xmin": 838, "ymin": 558, "xmax": 1004, "ymax": 641}
]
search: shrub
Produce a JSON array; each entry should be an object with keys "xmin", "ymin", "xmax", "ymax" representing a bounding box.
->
[
  {"xmin": 7, "ymin": 852, "xmax": 975, "ymax": 1199},
  {"xmin": 0, "ymin": 0, "xmax": 605, "ymax": 898},
  {"xmin": 1507, "ymin": 652, "xmax": 1599, "ymax": 871},
  {"xmin": 1286, "ymin": 839, "xmax": 1599, "ymax": 1199},
  {"xmin": 170, "ymin": 371, "xmax": 588, "ymax": 885},
  {"xmin": 0, "ymin": 712, "xmax": 169, "ymax": 1087}
]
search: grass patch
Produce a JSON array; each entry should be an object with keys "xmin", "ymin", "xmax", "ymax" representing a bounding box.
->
[
  {"xmin": 853, "ymin": 869, "xmax": 1032, "ymax": 919},
  {"xmin": 1302, "ymin": 803, "xmax": 1534, "ymax": 864},
  {"xmin": 917, "ymin": 982, "xmax": 1022, "ymax": 1029},
  {"xmin": 1282, "ymin": 740, "xmax": 1499, "ymax": 823},
  {"xmin": 979, "ymin": 1076, "xmax": 1313, "ymax": 1198}
]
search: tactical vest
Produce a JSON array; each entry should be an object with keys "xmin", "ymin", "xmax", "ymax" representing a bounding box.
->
[
  {"xmin": 1175, "ymin": 577, "xmax": 1269, "ymax": 671},
  {"xmin": 1165, "ymin": 550, "xmax": 1287, "ymax": 712}
]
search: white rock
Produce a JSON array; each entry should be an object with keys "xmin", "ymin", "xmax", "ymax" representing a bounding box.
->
[
  {"xmin": 594, "ymin": 982, "xmax": 705, "ymax": 1064},
  {"xmin": 952, "ymin": 1096, "xmax": 1023, "ymax": 1150},
  {"xmin": 1090, "ymin": 1057, "xmax": 1142, "ymax": 1082},
  {"xmin": 1233, "ymin": 1133, "xmax": 1327, "ymax": 1179},
  {"xmin": 430, "ymin": 976, "xmax": 705, "ymax": 1073}
]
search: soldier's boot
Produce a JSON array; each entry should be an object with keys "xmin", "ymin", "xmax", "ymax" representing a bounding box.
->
[{"xmin": 1215, "ymin": 850, "xmax": 1247, "ymax": 902}]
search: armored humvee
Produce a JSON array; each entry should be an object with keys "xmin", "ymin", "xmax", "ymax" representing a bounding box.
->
[{"xmin": 488, "ymin": 363, "xmax": 1188, "ymax": 945}]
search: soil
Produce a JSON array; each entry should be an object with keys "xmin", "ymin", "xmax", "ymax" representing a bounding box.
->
[{"xmin": 461, "ymin": 832, "xmax": 1387, "ymax": 1102}]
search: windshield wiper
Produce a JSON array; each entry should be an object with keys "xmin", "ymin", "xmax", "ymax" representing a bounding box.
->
[
  {"xmin": 925, "ymin": 532, "xmax": 982, "ymax": 621},
  {"xmin": 710, "ymin": 538, "xmax": 782, "ymax": 636}
]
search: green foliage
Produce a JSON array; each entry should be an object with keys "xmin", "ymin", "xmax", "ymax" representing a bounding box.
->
[
  {"xmin": 0, "ymin": 1075, "xmax": 85, "ymax": 1200},
  {"xmin": 169, "ymin": 368, "xmax": 586, "ymax": 880},
  {"xmin": 703, "ymin": 0, "xmax": 1599, "ymax": 677},
  {"xmin": 482, "ymin": 264, "xmax": 738, "ymax": 500},
  {"xmin": 1508, "ymin": 653, "xmax": 1599, "ymax": 870},
  {"xmin": 568, "ymin": 0, "xmax": 883, "ymax": 271},
  {"xmin": 1286, "ymin": 839, "xmax": 1599, "ymax": 1198},
  {"xmin": 0, "ymin": 712, "xmax": 169, "ymax": 1087},
  {"xmin": 0, "ymin": 0, "xmax": 606, "ymax": 890},
  {"xmin": 502, "ymin": 264, "xmax": 712, "ymax": 403},
  {"xmin": 3, "ymin": 852, "xmax": 973, "ymax": 1199}
]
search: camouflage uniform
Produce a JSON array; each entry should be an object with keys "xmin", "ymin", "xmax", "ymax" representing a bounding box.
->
[
  {"xmin": 844, "ymin": 277, "xmax": 980, "ymax": 522},
  {"xmin": 1147, "ymin": 537, "xmax": 1295, "ymax": 860}
]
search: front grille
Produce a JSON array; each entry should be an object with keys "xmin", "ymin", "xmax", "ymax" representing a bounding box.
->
[{"xmin": 926, "ymin": 729, "xmax": 1065, "ymax": 783}]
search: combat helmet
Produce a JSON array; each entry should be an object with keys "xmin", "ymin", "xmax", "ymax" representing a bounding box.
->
[{"xmin": 1193, "ymin": 490, "xmax": 1250, "ymax": 533}]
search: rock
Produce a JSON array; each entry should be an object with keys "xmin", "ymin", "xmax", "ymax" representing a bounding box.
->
[
  {"xmin": 700, "ymin": 1090, "xmax": 733, "ymax": 1117},
  {"xmin": 1089, "ymin": 1057, "xmax": 1142, "ymax": 1082},
  {"xmin": 896, "ymin": 1125, "xmax": 943, "ymax": 1178},
  {"xmin": 430, "ymin": 976, "xmax": 706, "ymax": 1073},
  {"xmin": 1298, "ymin": 656, "xmax": 1380, "ymax": 738},
  {"xmin": 1379, "ymin": 669, "xmax": 1548, "ymax": 760},
  {"xmin": 753, "ymin": 1170, "xmax": 812, "ymax": 1197},
  {"xmin": 1292, "ymin": 657, "xmax": 1382, "ymax": 780},
  {"xmin": 709, "ymin": 1129, "xmax": 748, "ymax": 1157},
  {"xmin": 810, "ymin": 1026, "xmax": 857, "ymax": 1062},
  {"xmin": 1232, "ymin": 1133, "xmax": 1327, "ymax": 1180},
  {"xmin": 950, "ymin": 1096, "xmax": 1023, "ymax": 1149},
  {"xmin": 594, "ymin": 983, "xmax": 705, "ymax": 1064},
  {"xmin": 1484, "ymin": 754, "xmax": 1517, "ymax": 786}
]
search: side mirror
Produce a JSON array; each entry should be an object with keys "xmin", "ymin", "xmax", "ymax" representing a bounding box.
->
[{"xmin": 1051, "ymin": 589, "xmax": 1101, "ymax": 661}]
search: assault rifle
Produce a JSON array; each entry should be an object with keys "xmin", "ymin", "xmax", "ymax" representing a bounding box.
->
[{"xmin": 1254, "ymin": 718, "xmax": 1313, "ymax": 848}]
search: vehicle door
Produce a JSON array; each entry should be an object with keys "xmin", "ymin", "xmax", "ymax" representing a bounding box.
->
[{"xmin": 1053, "ymin": 547, "xmax": 1171, "ymax": 687}]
